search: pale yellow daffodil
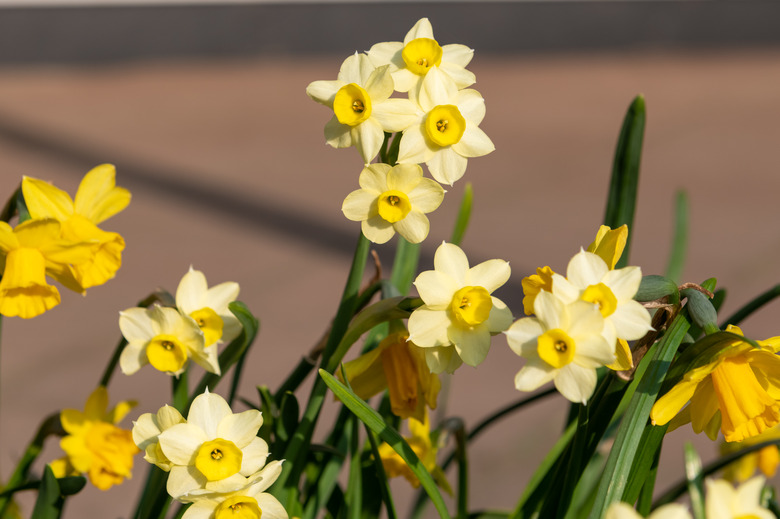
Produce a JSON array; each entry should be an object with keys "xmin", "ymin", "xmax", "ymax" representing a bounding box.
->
[
  {"xmin": 119, "ymin": 304, "xmax": 218, "ymax": 377},
  {"xmin": 606, "ymin": 502, "xmax": 691, "ymax": 519},
  {"xmin": 397, "ymin": 67, "xmax": 494, "ymax": 185},
  {"xmin": 408, "ymin": 242, "xmax": 512, "ymax": 373},
  {"xmin": 50, "ymin": 386, "xmax": 139, "ymax": 490},
  {"xmin": 306, "ymin": 53, "xmax": 419, "ymax": 163},
  {"xmin": 176, "ymin": 267, "xmax": 242, "ymax": 348},
  {"xmin": 367, "ymin": 17, "xmax": 476, "ymax": 97},
  {"xmin": 132, "ymin": 405, "xmax": 186, "ymax": 471},
  {"xmin": 705, "ymin": 476, "xmax": 774, "ymax": 519},
  {"xmin": 651, "ymin": 325, "xmax": 780, "ymax": 443},
  {"xmin": 341, "ymin": 163, "xmax": 445, "ymax": 244},
  {"xmin": 22, "ymin": 164, "xmax": 130, "ymax": 289},
  {"xmin": 0, "ymin": 218, "xmax": 94, "ymax": 319}
]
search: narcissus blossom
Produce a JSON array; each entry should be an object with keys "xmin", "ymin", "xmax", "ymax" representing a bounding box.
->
[
  {"xmin": 132, "ymin": 405, "xmax": 186, "ymax": 471},
  {"xmin": 50, "ymin": 386, "xmax": 139, "ymax": 490},
  {"xmin": 651, "ymin": 325, "xmax": 780, "ymax": 443},
  {"xmin": 306, "ymin": 53, "xmax": 418, "ymax": 163},
  {"xmin": 0, "ymin": 218, "xmax": 94, "ymax": 319},
  {"xmin": 397, "ymin": 67, "xmax": 494, "ymax": 185},
  {"xmin": 606, "ymin": 502, "xmax": 691, "ymax": 519},
  {"xmin": 341, "ymin": 163, "xmax": 445, "ymax": 244},
  {"xmin": 705, "ymin": 476, "xmax": 774, "ymax": 519},
  {"xmin": 587, "ymin": 224, "xmax": 628, "ymax": 270},
  {"xmin": 367, "ymin": 17, "xmax": 476, "ymax": 96},
  {"xmin": 119, "ymin": 304, "xmax": 218, "ymax": 377},
  {"xmin": 22, "ymin": 164, "xmax": 131, "ymax": 289},
  {"xmin": 155, "ymin": 390, "xmax": 270, "ymax": 500},
  {"xmin": 176, "ymin": 267, "xmax": 242, "ymax": 348},
  {"xmin": 506, "ymin": 291, "xmax": 615, "ymax": 404},
  {"xmin": 408, "ymin": 242, "xmax": 512, "ymax": 374}
]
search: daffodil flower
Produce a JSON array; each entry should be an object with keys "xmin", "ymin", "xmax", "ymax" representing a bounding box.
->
[
  {"xmin": 606, "ymin": 502, "xmax": 691, "ymax": 519},
  {"xmin": 367, "ymin": 17, "xmax": 476, "ymax": 96},
  {"xmin": 22, "ymin": 164, "xmax": 131, "ymax": 289},
  {"xmin": 521, "ymin": 266, "xmax": 555, "ymax": 316},
  {"xmin": 721, "ymin": 425, "xmax": 780, "ymax": 483},
  {"xmin": 179, "ymin": 460, "xmax": 287, "ymax": 519},
  {"xmin": 50, "ymin": 386, "xmax": 139, "ymax": 490},
  {"xmin": 132, "ymin": 405, "xmax": 186, "ymax": 471},
  {"xmin": 155, "ymin": 390, "xmax": 270, "ymax": 500},
  {"xmin": 119, "ymin": 304, "xmax": 218, "ymax": 377},
  {"xmin": 407, "ymin": 242, "xmax": 512, "ymax": 374},
  {"xmin": 306, "ymin": 53, "xmax": 419, "ymax": 163},
  {"xmin": 176, "ymin": 267, "xmax": 242, "ymax": 348},
  {"xmin": 587, "ymin": 224, "xmax": 628, "ymax": 270},
  {"xmin": 651, "ymin": 325, "xmax": 780, "ymax": 443},
  {"xmin": 340, "ymin": 331, "xmax": 440, "ymax": 421},
  {"xmin": 341, "ymin": 163, "xmax": 445, "ymax": 244},
  {"xmin": 506, "ymin": 291, "xmax": 615, "ymax": 404},
  {"xmin": 397, "ymin": 67, "xmax": 494, "ymax": 186},
  {"xmin": 0, "ymin": 218, "xmax": 94, "ymax": 319},
  {"xmin": 705, "ymin": 476, "xmax": 774, "ymax": 519}
]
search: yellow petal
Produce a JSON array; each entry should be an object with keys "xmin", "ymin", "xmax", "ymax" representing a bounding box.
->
[
  {"xmin": 382, "ymin": 339, "xmax": 420, "ymax": 420},
  {"xmin": 0, "ymin": 248, "xmax": 61, "ymax": 318},
  {"xmin": 587, "ymin": 225, "xmax": 628, "ymax": 270},
  {"xmin": 340, "ymin": 343, "xmax": 389, "ymax": 400},
  {"xmin": 21, "ymin": 176, "xmax": 74, "ymax": 221},
  {"xmin": 0, "ymin": 221, "xmax": 19, "ymax": 252},
  {"xmin": 651, "ymin": 378, "xmax": 699, "ymax": 426},
  {"xmin": 606, "ymin": 339, "xmax": 633, "ymax": 371},
  {"xmin": 61, "ymin": 215, "xmax": 125, "ymax": 288},
  {"xmin": 84, "ymin": 386, "xmax": 109, "ymax": 421},
  {"xmin": 521, "ymin": 266, "xmax": 554, "ymax": 315},
  {"xmin": 74, "ymin": 164, "xmax": 131, "ymax": 224}
]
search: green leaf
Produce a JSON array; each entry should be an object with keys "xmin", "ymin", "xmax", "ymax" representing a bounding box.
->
[
  {"xmin": 277, "ymin": 392, "xmax": 300, "ymax": 445},
  {"xmin": 390, "ymin": 237, "xmax": 421, "ymax": 296},
  {"xmin": 450, "ymin": 183, "xmax": 473, "ymax": 246},
  {"xmin": 319, "ymin": 369, "xmax": 452, "ymax": 519},
  {"xmin": 684, "ymin": 443, "xmax": 705, "ymax": 519},
  {"xmin": 665, "ymin": 190, "xmax": 688, "ymax": 283},
  {"xmin": 603, "ymin": 95, "xmax": 646, "ymax": 269},
  {"xmin": 55, "ymin": 476, "xmax": 86, "ymax": 496},
  {"xmin": 16, "ymin": 188, "xmax": 31, "ymax": 224},
  {"xmin": 31, "ymin": 465, "xmax": 62, "ymax": 519}
]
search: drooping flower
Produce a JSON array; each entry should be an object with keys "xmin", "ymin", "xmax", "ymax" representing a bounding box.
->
[
  {"xmin": 397, "ymin": 67, "xmax": 494, "ymax": 185},
  {"xmin": 154, "ymin": 390, "xmax": 270, "ymax": 500},
  {"xmin": 606, "ymin": 502, "xmax": 691, "ymax": 519},
  {"xmin": 119, "ymin": 304, "xmax": 218, "ymax": 377},
  {"xmin": 721, "ymin": 425, "xmax": 780, "ymax": 483},
  {"xmin": 0, "ymin": 218, "xmax": 94, "ymax": 319},
  {"xmin": 306, "ymin": 53, "xmax": 419, "ymax": 163},
  {"xmin": 176, "ymin": 267, "xmax": 242, "ymax": 348},
  {"xmin": 22, "ymin": 164, "xmax": 131, "ymax": 289},
  {"xmin": 705, "ymin": 476, "xmax": 774, "ymax": 519},
  {"xmin": 50, "ymin": 386, "xmax": 139, "ymax": 490},
  {"xmin": 506, "ymin": 291, "xmax": 615, "ymax": 404},
  {"xmin": 341, "ymin": 163, "xmax": 445, "ymax": 244},
  {"xmin": 340, "ymin": 330, "xmax": 440, "ymax": 422},
  {"xmin": 407, "ymin": 242, "xmax": 512, "ymax": 374},
  {"xmin": 367, "ymin": 17, "xmax": 476, "ymax": 96},
  {"xmin": 180, "ymin": 461, "xmax": 287, "ymax": 519},
  {"xmin": 132, "ymin": 405, "xmax": 186, "ymax": 471},
  {"xmin": 651, "ymin": 325, "xmax": 780, "ymax": 443}
]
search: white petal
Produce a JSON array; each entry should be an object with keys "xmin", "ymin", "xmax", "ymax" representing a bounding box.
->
[
  {"xmin": 514, "ymin": 360, "xmax": 556, "ymax": 392},
  {"xmin": 372, "ymin": 99, "xmax": 420, "ymax": 132},
  {"xmin": 255, "ymin": 493, "xmax": 289, "ymax": 519},
  {"xmin": 404, "ymin": 18, "xmax": 434, "ymax": 44},
  {"xmin": 119, "ymin": 307, "xmax": 155, "ymax": 343},
  {"xmin": 408, "ymin": 307, "xmax": 452, "ymax": 348},
  {"xmin": 453, "ymin": 89, "xmax": 486, "ymax": 124},
  {"xmin": 119, "ymin": 342, "xmax": 147, "ymax": 375},
  {"xmin": 573, "ymin": 333, "xmax": 615, "ymax": 368},
  {"xmin": 205, "ymin": 281, "xmax": 240, "ymax": 313},
  {"xmin": 566, "ymin": 300, "xmax": 606, "ymax": 338},
  {"xmin": 386, "ymin": 163, "xmax": 422, "ymax": 193},
  {"xmin": 181, "ymin": 501, "xmax": 215, "ymax": 519},
  {"xmin": 505, "ymin": 317, "xmax": 544, "ymax": 358},
  {"xmin": 567, "ymin": 250, "xmax": 608, "ymax": 289},
  {"xmin": 433, "ymin": 242, "xmax": 469, "ymax": 284},
  {"xmin": 397, "ymin": 125, "xmax": 432, "ymax": 165},
  {"xmin": 337, "ymin": 53, "xmax": 367, "ymax": 84},
  {"xmin": 736, "ymin": 476, "xmax": 770, "ymax": 516},
  {"xmin": 324, "ymin": 116, "xmax": 352, "ymax": 149},
  {"xmin": 353, "ymin": 118, "xmax": 384, "ymax": 164},
  {"xmin": 413, "ymin": 270, "xmax": 458, "ymax": 307},
  {"xmin": 450, "ymin": 324, "xmax": 491, "ymax": 367},
  {"xmin": 551, "ymin": 274, "xmax": 580, "ymax": 304},
  {"xmin": 610, "ymin": 302, "xmax": 653, "ymax": 341},
  {"xmin": 239, "ymin": 437, "xmax": 270, "ymax": 476},
  {"xmin": 441, "ymin": 44, "xmax": 474, "ymax": 68},
  {"xmin": 391, "ymin": 68, "xmax": 420, "ymax": 93},
  {"xmin": 408, "ymin": 177, "xmax": 445, "ymax": 213},
  {"xmin": 132, "ymin": 413, "xmax": 162, "ymax": 449},
  {"xmin": 367, "ymin": 41, "xmax": 404, "ymax": 69},
  {"xmin": 394, "ymin": 210, "xmax": 429, "ymax": 244},
  {"xmin": 424, "ymin": 346, "xmax": 462, "ymax": 374},
  {"xmin": 705, "ymin": 479, "xmax": 736, "ymax": 519},
  {"xmin": 158, "ymin": 423, "xmax": 208, "ymax": 465},
  {"xmin": 362, "ymin": 216, "xmax": 395, "ymax": 244},
  {"xmin": 466, "ymin": 259, "xmax": 510, "ymax": 293},
  {"xmin": 533, "ymin": 291, "xmax": 564, "ymax": 330},
  {"xmin": 363, "ymin": 65, "xmax": 394, "ymax": 101},
  {"xmin": 167, "ymin": 465, "xmax": 206, "ymax": 500},
  {"xmin": 176, "ymin": 267, "xmax": 208, "ymax": 314},
  {"xmin": 451, "ymin": 125, "xmax": 494, "ymax": 158},
  {"xmin": 187, "ymin": 392, "xmax": 232, "ymax": 438},
  {"xmin": 218, "ymin": 409, "xmax": 263, "ymax": 448},
  {"xmin": 221, "ymin": 314, "xmax": 243, "ymax": 344},
  {"xmin": 245, "ymin": 460, "xmax": 284, "ymax": 494},
  {"xmin": 342, "ymin": 189, "xmax": 377, "ymax": 221},
  {"xmin": 418, "ymin": 67, "xmax": 457, "ymax": 110},
  {"xmin": 486, "ymin": 298, "xmax": 513, "ymax": 333},
  {"xmin": 305, "ymin": 79, "xmax": 342, "ymax": 107},
  {"xmin": 440, "ymin": 63, "xmax": 476, "ymax": 90},
  {"xmin": 359, "ymin": 163, "xmax": 390, "ymax": 192},
  {"xmin": 428, "ymin": 147, "xmax": 468, "ymax": 186},
  {"xmin": 555, "ymin": 364, "xmax": 597, "ymax": 404},
  {"xmin": 603, "ymin": 266, "xmax": 642, "ymax": 302}
]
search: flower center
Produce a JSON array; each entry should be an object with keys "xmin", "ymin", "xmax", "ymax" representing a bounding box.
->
[
  {"xmin": 215, "ymin": 496, "xmax": 262, "ymax": 519},
  {"xmin": 450, "ymin": 286, "xmax": 493, "ymax": 327},
  {"xmin": 333, "ymin": 83, "xmax": 372, "ymax": 126},
  {"xmin": 195, "ymin": 438, "xmax": 243, "ymax": 482},
  {"xmin": 402, "ymin": 37, "xmax": 443, "ymax": 75},
  {"xmin": 189, "ymin": 307, "xmax": 224, "ymax": 346},
  {"xmin": 425, "ymin": 105, "xmax": 466, "ymax": 147},
  {"xmin": 146, "ymin": 334, "xmax": 188, "ymax": 373},
  {"xmin": 538, "ymin": 329, "xmax": 576, "ymax": 369},
  {"xmin": 581, "ymin": 283, "xmax": 618, "ymax": 317},
  {"xmin": 377, "ymin": 190, "xmax": 412, "ymax": 223}
]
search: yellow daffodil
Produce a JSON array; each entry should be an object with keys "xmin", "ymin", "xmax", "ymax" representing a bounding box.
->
[
  {"xmin": 22, "ymin": 164, "xmax": 131, "ymax": 289},
  {"xmin": 587, "ymin": 224, "xmax": 628, "ymax": 270},
  {"xmin": 367, "ymin": 17, "xmax": 476, "ymax": 97},
  {"xmin": 705, "ymin": 476, "xmax": 774, "ymax": 519},
  {"xmin": 521, "ymin": 266, "xmax": 554, "ymax": 316},
  {"xmin": 153, "ymin": 390, "xmax": 270, "ymax": 500},
  {"xmin": 179, "ymin": 461, "xmax": 287, "ymax": 519},
  {"xmin": 132, "ymin": 405, "xmax": 186, "ymax": 471},
  {"xmin": 407, "ymin": 242, "xmax": 512, "ymax": 374},
  {"xmin": 119, "ymin": 304, "xmax": 218, "ymax": 376},
  {"xmin": 506, "ymin": 291, "xmax": 614, "ymax": 404},
  {"xmin": 176, "ymin": 267, "xmax": 242, "ymax": 348},
  {"xmin": 0, "ymin": 218, "xmax": 94, "ymax": 319},
  {"xmin": 341, "ymin": 163, "xmax": 445, "ymax": 244},
  {"xmin": 606, "ymin": 502, "xmax": 691, "ymax": 519},
  {"xmin": 306, "ymin": 53, "xmax": 419, "ymax": 163},
  {"xmin": 340, "ymin": 331, "xmax": 440, "ymax": 422},
  {"xmin": 651, "ymin": 325, "xmax": 780, "ymax": 443},
  {"xmin": 50, "ymin": 386, "xmax": 139, "ymax": 490},
  {"xmin": 721, "ymin": 425, "xmax": 780, "ymax": 483},
  {"xmin": 397, "ymin": 67, "xmax": 494, "ymax": 185}
]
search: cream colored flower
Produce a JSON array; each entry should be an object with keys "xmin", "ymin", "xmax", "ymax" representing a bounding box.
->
[
  {"xmin": 176, "ymin": 267, "xmax": 241, "ymax": 348},
  {"xmin": 306, "ymin": 53, "xmax": 418, "ymax": 163},
  {"xmin": 119, "ymin": 304, "xmax": 217, "ymax": 377},
  {"xmin": 705, "ymin": 476, "xmax": 774, "ymax": 519},
  {"xmin": 407, "ymin": 242, "xmax": 512, "ymax": 373},
  {"xmin": 367, "ymin": 17, "xmax": 476, "ymax": 96},
  {"xmin": 397, "ymin": 67, "xmax": 494, "ymax": 185},
  {"xmin": 132, "ymin": 405, "xmax": 186, "ymax": 471},
  {"xmin": 606, "ymin": 502, "xmax": 691, "ymax": 519},
  {"xmin": 342, "ymin": 163, "xmax": 444, "ymax": 244},
  {"xmin": 157, "ymin": 390, "xmax": 270, "ymax": 500}
]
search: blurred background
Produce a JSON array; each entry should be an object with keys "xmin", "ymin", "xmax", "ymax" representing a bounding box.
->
[{"xmin": 1, "ymin": 0, "xmax": 780, "ymax": 516}]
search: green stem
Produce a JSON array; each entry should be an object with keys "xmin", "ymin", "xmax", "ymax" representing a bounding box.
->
[
  {"xmin": 365, "ymin": 426, "xmax": 398, "ymax": 519},
  {"xmin": 98, "ymin": 337, "xmax": 127, "ymax": 388}
]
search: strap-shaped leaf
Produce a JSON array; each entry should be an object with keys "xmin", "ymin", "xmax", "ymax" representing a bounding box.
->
[{"xmin": 31, "ymin": 465, "xmax": 62, "ymax": 519}]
